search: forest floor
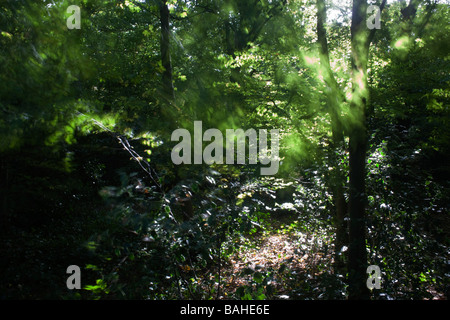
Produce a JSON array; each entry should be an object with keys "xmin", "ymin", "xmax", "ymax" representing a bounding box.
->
[
  {"xmin": 219, "ymin": 231, "xmax": 329, "ymax": 299},
  {"xmin": 199, "ymin": 209, "xmax": 339, "ymax": 300}
]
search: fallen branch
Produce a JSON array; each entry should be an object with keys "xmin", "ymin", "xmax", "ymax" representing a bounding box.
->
[{"xmin": 76, "ymin": 112, "xmax": 164, "ymax": 194}]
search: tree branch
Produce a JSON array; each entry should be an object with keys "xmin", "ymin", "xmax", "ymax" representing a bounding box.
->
[{"xmin": 316, "ymin": 0, "xmax": 346, "ymax": 141}]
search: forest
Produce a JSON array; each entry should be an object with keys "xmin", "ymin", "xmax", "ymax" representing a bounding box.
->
[{"xmin": 0, "ymin": 0, "xmax": 449, "ymax": 301}]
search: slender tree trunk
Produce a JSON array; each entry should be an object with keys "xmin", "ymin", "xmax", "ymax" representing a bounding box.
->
[
  {"xmin": 158, "ymin": 0, "xmax": 183, "ymax": 136},
  {"xmin": 348, "ymin": 0, "xmax": 370, "ymax": 300},
  {"xmin": 159, "ymin": 0, "xmax": 174, "ymax": 103},
  {"xmin": 224, "ymin": 21, "xmax": 241, "ymax": 84},
  {"xmin": 316, "ymin": 0, "xmax": 348, "ymax": 273}
]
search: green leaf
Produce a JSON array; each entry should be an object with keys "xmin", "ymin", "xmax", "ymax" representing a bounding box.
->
[
  {"xmin": 256, "ymin": 293, "xmax": 266, "ymax": 300},
  {"xmin": 253, "ymin": 271, "xmax": 263, "ymax": 284}
]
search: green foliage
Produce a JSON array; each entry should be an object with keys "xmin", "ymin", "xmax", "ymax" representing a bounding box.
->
[{"xmin": 0, "ymin": 0, "xmax": 448, "ymax": 301}]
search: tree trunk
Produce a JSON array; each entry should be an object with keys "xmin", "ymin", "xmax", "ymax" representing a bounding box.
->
[
  {"xmin": 347, "ymin": 0, "xmax": 370, "ymax": 300},
  {"xmin": 159, "ymin": 0, "xmax": 174, "ymax": 104},
  {"xmin": 348, "ymin": 129, "xmax": 369, "ymax": 300},
  {"xmin": 158, "ymin": 0, "xmax": 183, "ymax": 135},
  {"xmin": 316, "ymin": 0, "xmax": 348, "ymax": 273}
]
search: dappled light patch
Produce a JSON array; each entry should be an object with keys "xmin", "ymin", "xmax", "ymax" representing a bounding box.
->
[{"xmin": 219, "ymin": 230, "xmax": 337, "ymax": 300}]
